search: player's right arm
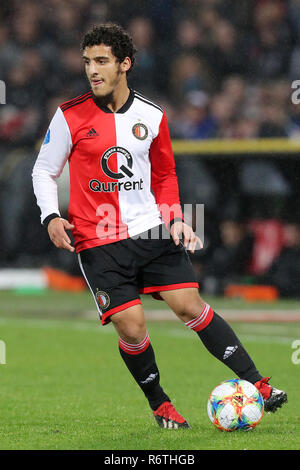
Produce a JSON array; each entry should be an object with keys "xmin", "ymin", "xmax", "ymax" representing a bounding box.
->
[{"xmin": 32, "ymin": 107, "xmax": 75, "ymax": 252}]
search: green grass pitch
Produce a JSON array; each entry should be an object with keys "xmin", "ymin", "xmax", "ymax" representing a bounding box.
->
[{"xmin": 0, "ymin": 290, "xmax": 299, "ymax": 450}]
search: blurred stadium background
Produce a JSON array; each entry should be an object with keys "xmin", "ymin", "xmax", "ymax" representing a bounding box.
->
[{"xmin": 1, "ymin": 0, "xmax": 300, "ymax": 306}]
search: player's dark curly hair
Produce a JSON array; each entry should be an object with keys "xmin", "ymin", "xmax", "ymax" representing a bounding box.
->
[{"xmin": 81, "ymin": 23, "xmax": 137, "ymax": 74}]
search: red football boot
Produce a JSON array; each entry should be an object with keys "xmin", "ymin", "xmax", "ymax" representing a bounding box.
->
[
  {"xmin": 153, "ymin": 401, "xmax": 190, "ymax": 429},
  {"xmin": 255, "ymin": 377, "xmax": 287, "ymax": 413}
]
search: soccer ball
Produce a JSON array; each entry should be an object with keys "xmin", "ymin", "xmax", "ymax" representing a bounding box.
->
[{"xmin": 207, "ymin": 378, "xmax": 264, "ymax": 431}]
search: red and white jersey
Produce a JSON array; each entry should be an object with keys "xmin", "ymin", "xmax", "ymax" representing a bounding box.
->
[{"xmin": 32, "ymin": 89, "xmax": 183, "ymax": 253}]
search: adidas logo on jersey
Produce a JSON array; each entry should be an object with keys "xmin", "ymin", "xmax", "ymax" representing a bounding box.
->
[
  {"xmin": 86, "ymin": 128, "xmax": 99, "ymax": 138},
  {"xmin": 223, "ymin": 345, "xmax": 238, "ymax": 360}
]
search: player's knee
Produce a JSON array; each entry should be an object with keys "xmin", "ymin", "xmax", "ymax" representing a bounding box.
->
[
  {"xmin": 176, "ymin": 295, "xmax": 206, "ymax": 323},
  {"xmin": 119, "ymin": 324, "xmax": 147, "ymax": 344},
  {"xmin": 111, "ymin": 313, "xmax": 147, "ymax": 344}
]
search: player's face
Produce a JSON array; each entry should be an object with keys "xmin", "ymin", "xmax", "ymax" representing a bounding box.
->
[{"xmin": 83, "ymin": 44, "xmax": 128, "ymax": 98}]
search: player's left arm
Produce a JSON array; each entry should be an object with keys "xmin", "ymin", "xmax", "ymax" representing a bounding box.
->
[{"xmin": 149, "ymin": 111, "xmax": 202, "ymax": 253}]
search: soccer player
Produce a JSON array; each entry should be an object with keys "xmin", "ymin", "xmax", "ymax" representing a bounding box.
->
[{"xmin": 32, "ymin": 23, "xmax": 287, "ymax": 428}]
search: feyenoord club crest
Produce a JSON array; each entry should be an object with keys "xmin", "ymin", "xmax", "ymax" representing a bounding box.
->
[
  {"xmin": 132, "ymin": 123, "xmax": 148, "ymax": 140},
  {"xmin": 96, "ymin": 289, "xmax": 110, "ymax": 310}
]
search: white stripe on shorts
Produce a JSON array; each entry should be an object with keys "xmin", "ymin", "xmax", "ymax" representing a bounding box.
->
[{"xmin": 78, "ymin": 253, "xmax": 102, "ymax": 319}]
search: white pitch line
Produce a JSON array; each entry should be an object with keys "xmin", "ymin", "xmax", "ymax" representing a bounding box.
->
[
  {"xmin": 0, "ymin": 317, "xmax": 114, "ymax": 334},
  {"xmin": 152, "ymin": 327, "xmax": 296, "ymax": 345},
  {"xmin": 238, "ymin": 334, "xmax": 295, "ymax": 344},
  {"xmin": 0, "ymin": 316, "xmax": 298, "ymax": 345}
]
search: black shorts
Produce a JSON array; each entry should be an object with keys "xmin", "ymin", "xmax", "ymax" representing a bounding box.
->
[{"xmin": 78, "ymin": 225, "xmax": 199, "ymax": 325}]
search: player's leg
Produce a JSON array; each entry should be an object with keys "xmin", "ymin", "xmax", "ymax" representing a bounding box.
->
[
  {"xmin": 111, "ymin": 303, "xmax": 168, "ymax": 412},
  {"xmin": 111, "ymin": 304, "xmax": 190, "ymax": 428},
  {"xmin": 159, "ymin": 287, "xmax": 262, "ymax": 384},
  {"xmin": 159, "ymin": 287, "xmax": 287, "ymax": 412}
]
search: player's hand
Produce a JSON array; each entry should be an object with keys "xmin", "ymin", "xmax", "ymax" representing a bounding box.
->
[
  {"xmin": 170, "ymin": 221, "xmax": 203, "ymax": 254},
  {"xmin": 47, "ymin": 217, "xmax": 75, "ymax": 253}
]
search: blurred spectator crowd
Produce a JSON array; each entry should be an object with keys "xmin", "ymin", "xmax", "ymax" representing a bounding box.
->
[
  {"xmin": 3, "ymin": 0, "xmax": 300, "ymax": 143},
  {"xmin": 0, "ymin": 0, "xmax": 300, "ymax": 297}
]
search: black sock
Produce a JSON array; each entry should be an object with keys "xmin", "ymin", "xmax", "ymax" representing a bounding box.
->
[
  {"xmin": 119, "ymin": 335, "xmax": 170, "ymax": 410},
  {"xmin": 196, "ymin": 312, "xmax": 262, "ymax": 384}
]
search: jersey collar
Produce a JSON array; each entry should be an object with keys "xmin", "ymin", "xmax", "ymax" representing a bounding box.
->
[{"xmin": 92, "ymin": 88, "xmax": 134, "ymax": 114}]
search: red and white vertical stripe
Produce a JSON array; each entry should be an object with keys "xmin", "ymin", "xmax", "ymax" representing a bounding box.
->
[
  {"xmin": 185, "ymin": 303, "xmax": 214, "ymax": 332},
  {"xmin": 119, "ymin": 332, "xmax": 150, "ymax": 355}
]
